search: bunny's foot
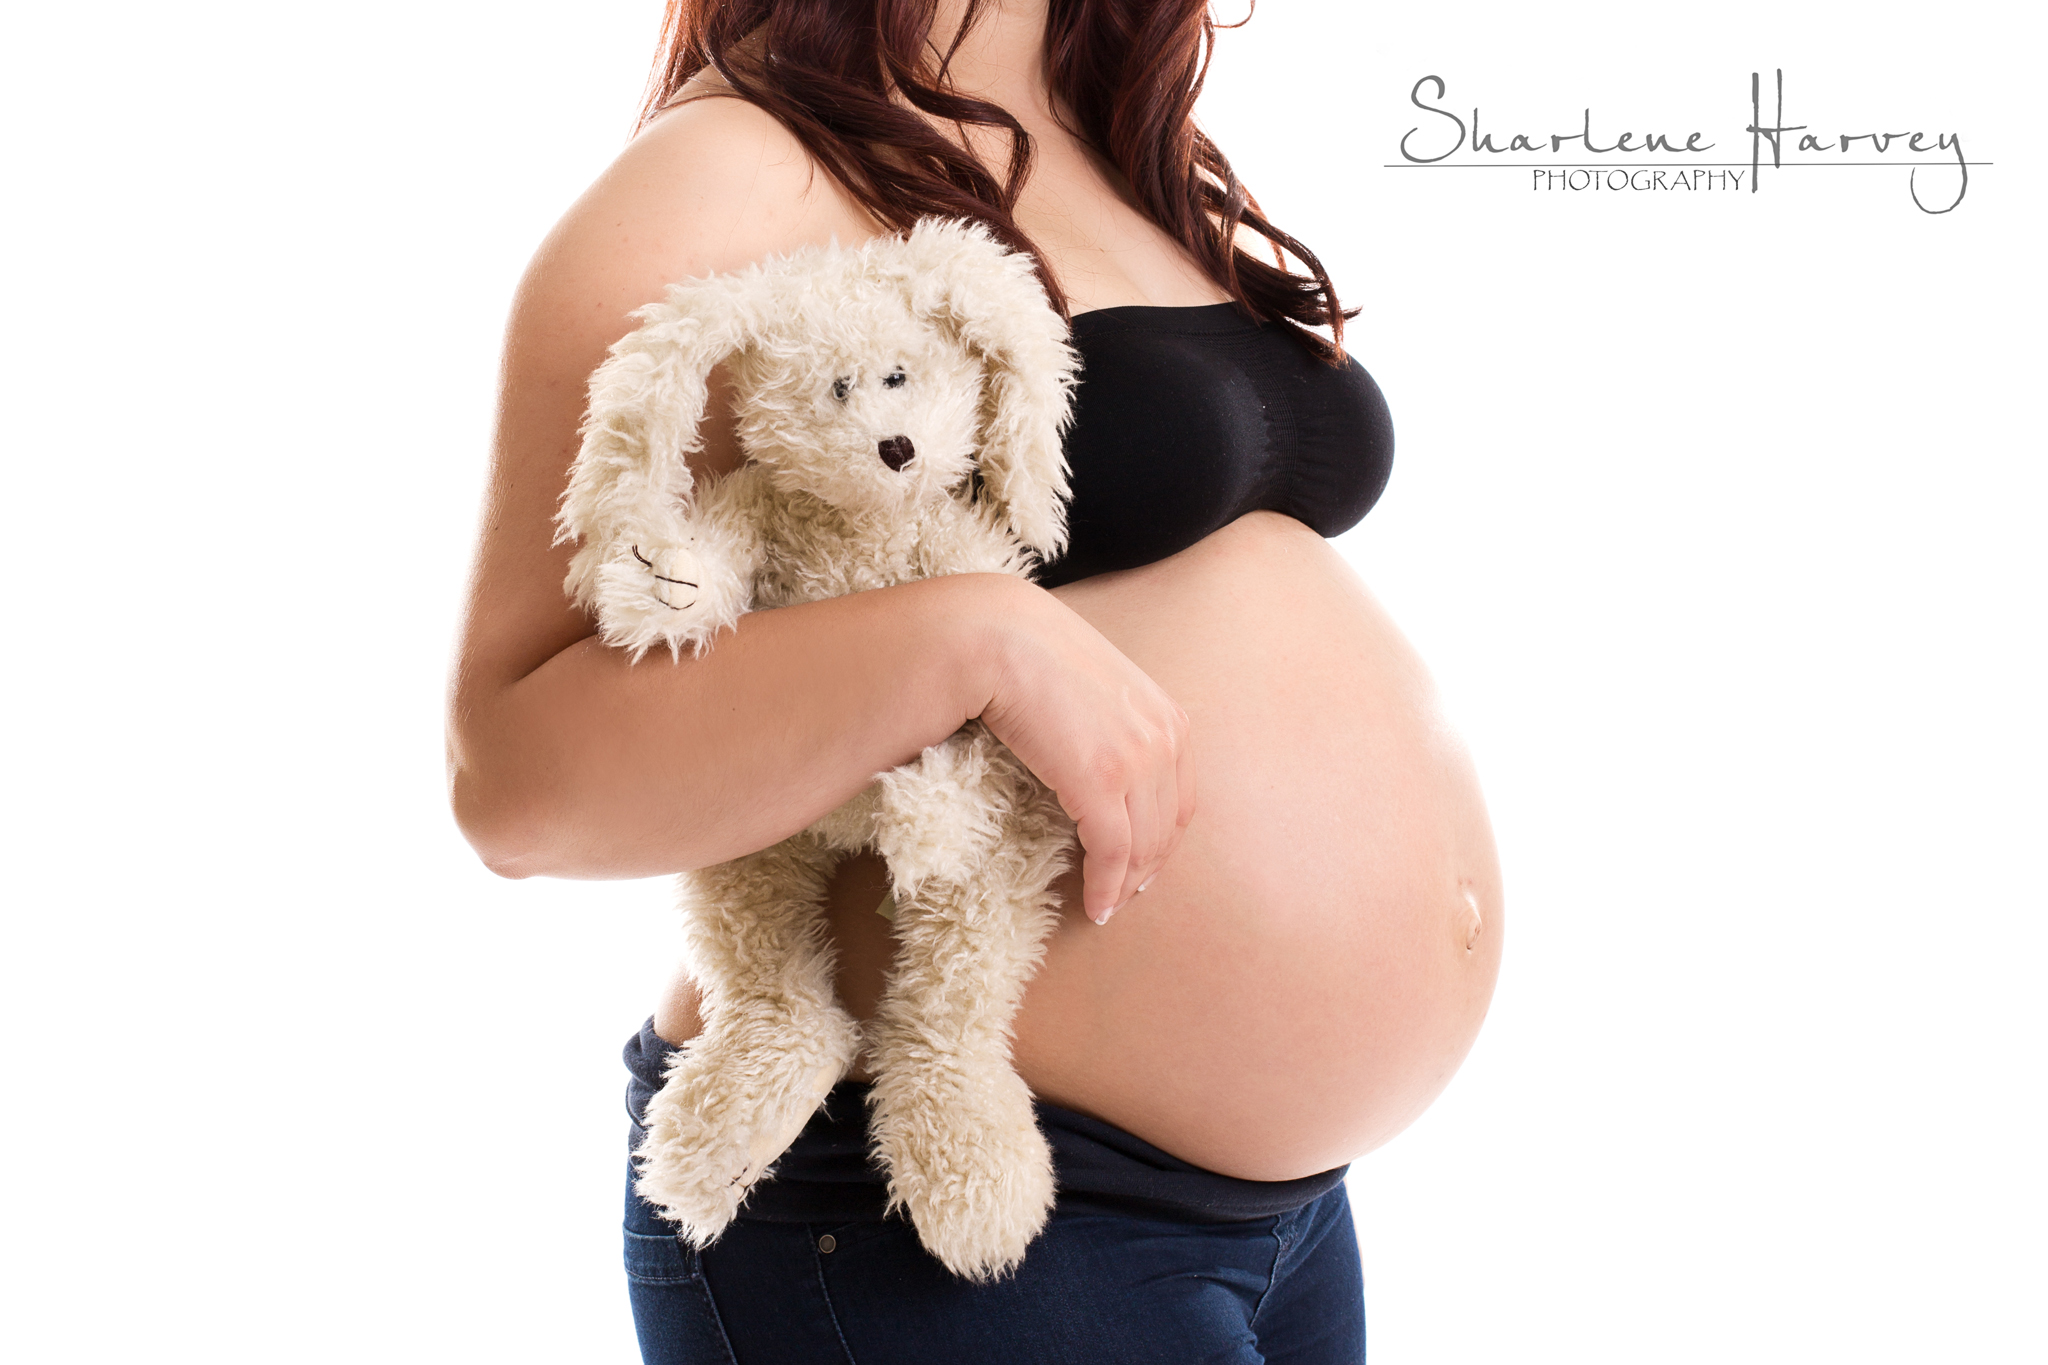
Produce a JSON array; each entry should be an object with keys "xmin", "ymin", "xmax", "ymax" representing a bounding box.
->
[
  {"xmin": 868, "ymin": 1057, "xmax": 1056, "ymax": 1281},
  {"xmin": 634, "ymin": 1018, "xmax": 858, "ymax": 1246}
]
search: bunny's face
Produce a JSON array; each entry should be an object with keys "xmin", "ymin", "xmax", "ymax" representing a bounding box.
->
[{"xmin": 732, "ymin": 292, "xmax": 986, "ymax": 518}]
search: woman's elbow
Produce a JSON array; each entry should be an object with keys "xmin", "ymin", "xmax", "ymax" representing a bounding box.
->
[
  {"xmin": 448, "ymin": 752, "xmax": 555, "ymax": 880},
  {"xmin": 446, "ymin": 742, "xmax": 711, "ymax": 880}
]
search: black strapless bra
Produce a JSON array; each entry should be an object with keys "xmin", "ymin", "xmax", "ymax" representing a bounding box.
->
[{"xmin": 1034, "ymin": 302, "xmax": 1395, "ymax": 589}]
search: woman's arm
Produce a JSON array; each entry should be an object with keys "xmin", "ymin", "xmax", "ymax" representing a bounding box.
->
[{"xmin": 446, "ymin": 97, "xmax": 1192, "ymax": 919}]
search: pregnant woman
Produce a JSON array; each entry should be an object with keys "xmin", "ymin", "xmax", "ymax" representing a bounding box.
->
[{"xmin": 448, "ymin": 1, "xmax": 1502, "ymax": 1360}]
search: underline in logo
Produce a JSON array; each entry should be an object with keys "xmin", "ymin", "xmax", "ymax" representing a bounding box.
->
[{"xmin": 1382, "ymin": 161, "xmax": 1991, "ymax": 169}]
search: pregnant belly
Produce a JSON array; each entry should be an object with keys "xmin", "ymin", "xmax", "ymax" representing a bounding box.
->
[
  {"xmin": 660, "ymin": 512, "xmax": 1503, "ymax": 1181},
  {"xmin": 1005, "ymin": 512, "xmax": 1503, "ymax": 1179}
]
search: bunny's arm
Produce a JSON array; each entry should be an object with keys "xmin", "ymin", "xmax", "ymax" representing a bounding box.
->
[
  {"xmin": 573, "ymin": 466, "xmax": 772, "ymax": 660},
  {"xmin": 556, "ymin": 264, "xmax": 770, "ymax": 660}
]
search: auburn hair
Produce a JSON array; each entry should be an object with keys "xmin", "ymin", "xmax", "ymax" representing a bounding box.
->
[{"xmin": 638, "ymin": 0, "xmax": 1352, "ymax": 362}]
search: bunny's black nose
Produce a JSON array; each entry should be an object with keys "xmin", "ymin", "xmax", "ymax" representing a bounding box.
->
[{"xmin": 878, "ymin": 436, "xmax": 916, "ymax": 471}]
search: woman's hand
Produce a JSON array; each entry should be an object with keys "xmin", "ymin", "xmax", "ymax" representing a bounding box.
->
[{"xmin": 975, "ymin": 580, "xmax": 1196, "ymax": 923}]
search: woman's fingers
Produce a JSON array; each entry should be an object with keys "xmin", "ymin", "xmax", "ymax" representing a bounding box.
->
[
  {"xmin": 1145, "ymin": 704, "xmax": 1192, "ymax": 891},
  {"xmin": 1060, "ymin": 728, "xmax": 1177, "ymax": 923},
  {"xmin": 1120, "ymin": 727, "xmax": 1172, "ymax": 911},
  {"xmin": 1113, "ymin": 774, "xmax": 1155, "ymax": 915},
  {"xmin": 1073, "ymin": 800, "xmax": 1134, "ymax": 925},
  {"xmin": 1173, "ymin": 708, "xmax": 1198, "ymax": 835},
  {"xmin": 1070, "ymin": 699, "xmax": 1190, "ymax": 922}
]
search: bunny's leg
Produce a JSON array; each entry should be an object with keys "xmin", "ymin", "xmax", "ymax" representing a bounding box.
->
[
  {"xmin": 635, "ymin": 831, "xmax": 862, "ymax": 1246},
  {"xmin": 865, "ymin": 725, "xmax": 1074, "ymax": 1281}
]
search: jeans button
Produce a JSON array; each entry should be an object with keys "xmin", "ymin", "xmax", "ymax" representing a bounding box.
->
[{"xmin": 817, "ymin": 1233, "xmax": 837, "ymax": 1254}]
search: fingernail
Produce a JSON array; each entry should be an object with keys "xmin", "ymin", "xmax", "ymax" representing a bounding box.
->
[{"xmin": 1138, "ymin": 877, "xmax": 1154, "ymax": 894}]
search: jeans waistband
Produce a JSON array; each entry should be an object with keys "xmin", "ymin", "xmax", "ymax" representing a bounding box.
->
[{"xmin": 624, "ymin": 1017, "xmax": 1347, "ymax": 1225}]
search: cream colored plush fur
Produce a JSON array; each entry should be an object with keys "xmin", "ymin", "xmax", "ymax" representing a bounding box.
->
[{"xmin": 557, "ymin": 220, "xmax": 1081, "ymax": 1281}]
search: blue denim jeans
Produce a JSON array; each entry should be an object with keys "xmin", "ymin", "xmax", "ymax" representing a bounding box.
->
[{"xmin": 624, "ymin": 1169, "xmax": 1366, "ymax": 1363}]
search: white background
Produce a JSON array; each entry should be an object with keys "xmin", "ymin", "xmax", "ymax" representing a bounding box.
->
[{"xmin": 3, "ymin": 2, "xmax": 2040, "ymax": 1361}]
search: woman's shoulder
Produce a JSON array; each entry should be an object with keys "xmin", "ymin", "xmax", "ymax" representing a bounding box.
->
[
  {"xmin": 516, "ymin": 84, "xmax": 883, "ymax": 344},
  {"xmin": 628, "ymin": 86, "xmax": 869, "ymax": 240}
]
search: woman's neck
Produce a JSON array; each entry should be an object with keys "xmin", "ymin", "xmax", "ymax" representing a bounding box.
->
[{"xmin": 926, "ymin": 0, "xmax": 1055, "ymax": 118}]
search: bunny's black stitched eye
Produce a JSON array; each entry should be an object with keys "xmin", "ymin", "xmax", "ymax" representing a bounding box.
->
[
  {"xmin": 882, "ymin": 368, "xmax": 907, "ymax": 389},
  {"xmin": 831, "ymin": 377, "xmax": 853, "ymax": 401}
]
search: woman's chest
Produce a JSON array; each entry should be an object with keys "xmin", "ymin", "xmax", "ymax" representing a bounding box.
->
[{"xmin": 1036, "ymin": 313, "xmax": 1394, "ymax": 588}]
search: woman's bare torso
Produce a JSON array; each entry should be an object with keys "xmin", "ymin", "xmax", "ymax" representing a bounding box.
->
[{"xmin": 643, "ymin": 80, "xmax": 1503, "ymax": 1182}]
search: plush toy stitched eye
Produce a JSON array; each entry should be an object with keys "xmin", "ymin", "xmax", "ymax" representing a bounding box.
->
[
  {"xmin": 831, "ymin": 376, "xmax": 853, "ymax": 401},
  {"xmin": 882, "ymin": 368, "xmax": 907, "ymax": 389}
]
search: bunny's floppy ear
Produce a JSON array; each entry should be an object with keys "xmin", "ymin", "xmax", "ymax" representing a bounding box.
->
[
  {"xmin": 883, "ymin": 219, "xmax": 1080, "ymax": 559},
  {"xmin": 555, "ymin": 274, "xmax": 756, "ymax": 622}
]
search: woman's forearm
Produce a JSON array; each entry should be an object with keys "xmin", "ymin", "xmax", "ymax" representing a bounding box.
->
[{"xmin": 451, "ymin": 573, "xmax": 1012, "ymax": 880}]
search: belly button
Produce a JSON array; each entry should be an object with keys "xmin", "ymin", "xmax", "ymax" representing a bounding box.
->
[{"xmin": 1460, "ymin": 885, "xmax": 1483, "ymax": 954}]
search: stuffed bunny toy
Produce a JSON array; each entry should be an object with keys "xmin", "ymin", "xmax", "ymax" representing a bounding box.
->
[{"xmin": 557, "ymin": 219, "xmax": 1081, "ymax": 1280}]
